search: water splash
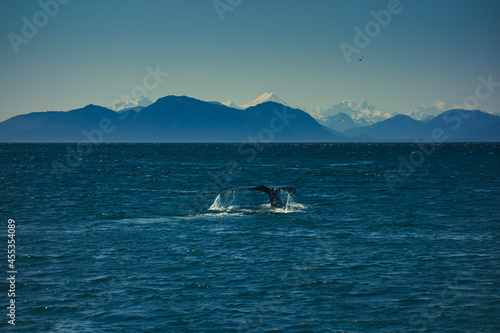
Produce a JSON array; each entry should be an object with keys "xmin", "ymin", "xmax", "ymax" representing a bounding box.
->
[
  {"xmin": 209, "ymin": 192, "xmax": 239, "ymax": 211},
  {"xmin": 285, "ymin": 193, "xmax": 294, "ymax": 212},
  {"xmin": 209, "ymin": 190, "xmax": 305, "ymax": 213},
  {"xmin": 280, "ymin": 193, "xmax": 306, "ymax": 213},
  {"xmin": 209, "ymin": 194, "xmax": 222, "ymax": 211}
]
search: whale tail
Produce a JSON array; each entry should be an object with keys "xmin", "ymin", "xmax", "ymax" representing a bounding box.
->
[{"xmin": 218, "ymin": 185, "xmax": 296, "ymax": 208}]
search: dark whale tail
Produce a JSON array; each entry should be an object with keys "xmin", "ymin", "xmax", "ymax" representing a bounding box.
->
[{"xmin": 219, "ymin": 185, "xmax": 296, "ymax": 208}]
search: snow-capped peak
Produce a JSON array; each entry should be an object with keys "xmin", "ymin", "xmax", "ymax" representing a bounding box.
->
[
  {"xmin": 337, "ymin": 99, "xmax": 375, "ymax": 111},
  {"xmin": 241, "ymin": 92, "xmax": 288, "ymax": 109},
  {"xmin": 409, "ymin": 100, "xmax": 448, "ymax": 120},
  {"xmin": 319, "ymin": 100, "xmax": 394, "ymax": 125},
  {"xmin": 431, "ymin": 100, "xmax": 447, "ymax": 110},
  {"xmin": 222, "ymin": 100, "xmax": 242, "ymax": 109},
  {"xmin": 110, "ymin": 95, "xmax": 153, "ymax": 111}
]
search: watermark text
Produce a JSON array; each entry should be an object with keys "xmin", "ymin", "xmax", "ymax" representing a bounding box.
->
[
  {"xmin": 7, "ymin": 219, "xmax": 17, "ymax": 325},
  {"xmin": 7, "ymin": 0, "xmax": 70, "ymax": 54}
]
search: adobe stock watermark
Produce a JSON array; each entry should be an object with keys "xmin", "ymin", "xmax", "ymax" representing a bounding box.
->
[
  {"xmin": 7, "ymin": 0, "xmax": 70, "ymax": 54},
  {"xmin": 52, "ymin": 64, "xmax": 169, "ymax": 181},
  {"xmin": 7, "ymin": 219, "xmax": 17, "ymax": 326},
  {"xmin": 340, "ymin": 0, "xmax": 410, "ymax": 63},
  {"xmin": 385, "ymin": 73, "xmax": 500, "ymax": 191},
  {"xmin": 109, "ymin": 64, "xmax": 168, "ymax": 120},
  {"xmin": 213, "ymin": 0, "xmax": 242, "ymax": 22},
  {"xmin": 454, "ymin": 74, "xmax": 500, "ymax": 110}
]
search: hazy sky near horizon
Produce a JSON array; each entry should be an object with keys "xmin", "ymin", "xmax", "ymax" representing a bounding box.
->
[{"xmin": 0, "ymin": 0, "xmax": 499, "ymax": 121}]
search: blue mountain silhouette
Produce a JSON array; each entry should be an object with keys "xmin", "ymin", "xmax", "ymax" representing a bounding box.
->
[{"xmin": 0, "ymin": 96, "xmax": 343, "ymax": 142}]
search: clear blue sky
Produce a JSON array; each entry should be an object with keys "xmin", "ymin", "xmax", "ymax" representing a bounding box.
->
[{"xmin": 1, "ymin": 0, "xmax": 499, "ymax": 121}]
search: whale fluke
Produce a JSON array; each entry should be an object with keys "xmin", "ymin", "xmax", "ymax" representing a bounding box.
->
[{"xmin": 219, "ymin": 185, "xmax": 296, "ymax": 208}]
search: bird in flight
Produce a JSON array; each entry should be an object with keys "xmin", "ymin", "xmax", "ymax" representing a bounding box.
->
[{"xmin": 357, "ymin": 56, "xmax": 364, "ymax": 62}]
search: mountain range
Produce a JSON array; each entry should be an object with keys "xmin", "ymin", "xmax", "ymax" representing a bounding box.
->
[
  {"xmin": 318, "ymin": 100, "xmax": 396, "ymax": 126},
  {"xmin": 213, "ymin": 92, "xmax": 289, "ymax": 110},
  {"xmin": 344, "ymin": 110, "xmax": 500, "ymax": 142},
  {"xmin": 0, "ymin": 94, "xmax": 498, "ymax": 142},
  {"xmin": 110, "ymin": 95, "xmax": 152, "ymax": 111},
  {"xmin": 409, "ymin": 100, "xmax": 448, "ymax": 121},
  {"xmin": 0, "ymin": 96, "xmax": 342, "ymax": 142},
  {"xmin": 240, "ymin": 92, "xmax": 289, "ymax": 109}
]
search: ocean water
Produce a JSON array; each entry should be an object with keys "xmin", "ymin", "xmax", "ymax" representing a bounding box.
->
[{"xmin": 1, "ymin": 143, "xmax": 499, "ymax": 332}]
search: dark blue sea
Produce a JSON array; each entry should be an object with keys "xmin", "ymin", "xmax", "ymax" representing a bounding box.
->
[{"xmin": 1, "ymin": 143, "xmax": 499, "ymax": 332}]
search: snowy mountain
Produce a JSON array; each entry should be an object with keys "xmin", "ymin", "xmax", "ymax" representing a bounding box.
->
[
  {"xmin": 320, "ymin": 100, "xmax": 395, "ymax": 125},
  {"xmin": 241, "ymin": 92, "xmax": 288, "ymax": 109},
  {"xmin": 1, "ymin": 95, "xmax": 498, "ymax": 142},
  {"xmin": 320, "ymin": 113, "xmax": 358, "ymax": 132},
  {"xmin": 110, "ymin": 95, "xmax": 153, "ymax": 111},
  {"xmin": 0, "ymin": 96, "xmax": 343, "ymax": 142},
  {"xmin": 409, "ymin": 100, "xmax": 447, "ymax": 120},
  {"xmin": 299, "ymin": 106, "xmax": 324, "ymax": 119},
  {"xmin": 344, "ymin": 109, "xmax": 500, "ymax": 141},
  {"xmin": 240, "ymin": 96, "xmax": 393, "ymax": 127},
  {"xmin": 222, "ymin": 100, "xmax": 243, "ymax": 109}
]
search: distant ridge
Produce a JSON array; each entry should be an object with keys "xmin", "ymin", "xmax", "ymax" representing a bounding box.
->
[
  {"xmin": 110, "ymin": 95, "xmax": 152, "ymax": 111},
  {"xmin": 344, "ymin": 109, "xmax": 500, "ymax": 141},
  {"xmin": 320, "ymin": 113, "xmax": 358, "ymax": 132},
  {"xmin": 240, "ymin": 92, "xmax": 288, "ymax": 109},
  {"xmin": 0, "ymin": 95, "xmax": 498, "ymax": 142},
  {"xmin": 222, "ymin": 100, "xmax": 242, "ymax": 109},
  {"xmin": 409, "ymin": 100, "xmax": 447, "ymax": 120},
  {"xmin": 344, "ymin": 114, "xmax": 423, "ymax": 140},
  {"xmin": 0, "ymin": 96, "xmax": 342, "ymax": 142},
  {"xmin": 319, "ymin": 100, "xmax": 395, "ymax": 125}
]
